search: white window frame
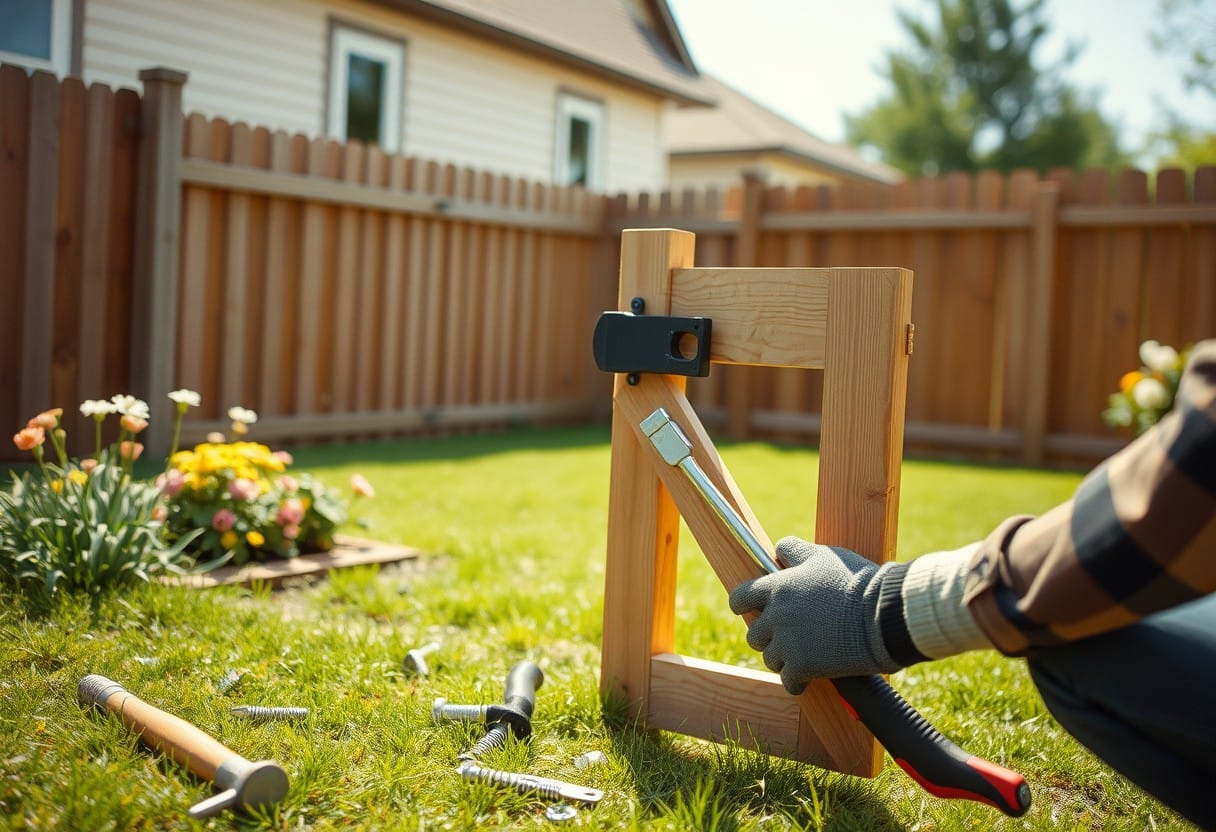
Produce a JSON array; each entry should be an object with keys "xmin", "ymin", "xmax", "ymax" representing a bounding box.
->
[
  {"xmin": 0, "ymin": 0, "xmax": 72, "ymax": 75},
  {"xmin": 327, "ymin": 24, "xmax": 404, "ymax": 153},
  {"xmin": 554, "ymin": 92, "xmax": 604, "ymax": 190}
]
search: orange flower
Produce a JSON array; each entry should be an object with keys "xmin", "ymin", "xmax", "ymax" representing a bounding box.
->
[
  {"xmin": 1119, "ymin": 370, "xmax": 1143, "ymax": 394},
  {"xmin": 27, "ymin": 408, "xmax": 62, "ymax": 430},
  {"xmin": 119, "ymin": 441, "xmax": 144, "ymax": 461},
  {"xmin": 120, "ymin": 414, "xmax": 149, "ymax": 434},
  {"xmin": 13, "ymin": 426, "xmax": 45, "ymax": 451}
]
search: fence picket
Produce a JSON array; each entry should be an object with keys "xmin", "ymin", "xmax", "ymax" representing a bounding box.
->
[
  {"xmin": 20, "ymin": 71, "xmax": 60, "ymax": 423},
  {"xmin": 1189, "ymin": 167, "xmax": 1216, "ymax": 341},
  {"xmin": 378, "ymin": 153, "xmax": 408, "ymax": 414},
  {"xmin": 52, "ymin": 77, "xmax": 86, "ymax": 435},
  {"xmin": 76, "ymin": 83, "xmax": 117, "ymax": 441},
  {"xmin": 219, "ymin": 122, "xmax": 253, "ymax": 412}
]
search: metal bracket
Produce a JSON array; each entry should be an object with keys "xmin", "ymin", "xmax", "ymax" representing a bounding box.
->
[{"xmin": 591, "ymin": 310, "xmax": 712, "ymax": 378}]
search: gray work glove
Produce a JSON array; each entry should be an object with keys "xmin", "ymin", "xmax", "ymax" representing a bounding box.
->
[{"xmin": 728, "ymin": 536, "xmax": 908, "ymax": 694}]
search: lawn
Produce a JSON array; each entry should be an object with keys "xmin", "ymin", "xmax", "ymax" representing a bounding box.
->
[{"xmin": 0, "ymin": 426, "xmax": 1190, "ymax": 830}]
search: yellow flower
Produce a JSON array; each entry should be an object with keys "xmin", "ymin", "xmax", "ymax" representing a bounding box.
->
[
  {"xmin": 246, "ymin": 530, "xmax": 265, "ymax": 548},
  {"xmin": 68, "ymin": 470, "xmax": 88, "ymax": 486},
  {"xmin": 220, "ymin": 530, "xmax": 238, "ymax": 549},
  {"xmin": 51, "ymin": 479, "xmax": 63, "ymax": 494}
]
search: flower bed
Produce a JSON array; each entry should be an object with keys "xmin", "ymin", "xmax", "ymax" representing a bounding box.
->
[{"xmin": 3, "ymin": 391, "xmax": 373, "ymax": 601}]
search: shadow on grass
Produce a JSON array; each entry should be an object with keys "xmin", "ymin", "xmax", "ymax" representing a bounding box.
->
[{"xmin": 602, "ymin": 697, "xmax": 903, "ymax": 830}]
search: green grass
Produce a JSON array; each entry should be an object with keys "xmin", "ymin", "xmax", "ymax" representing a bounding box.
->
[{"xmin": 0, "ymin": 426, "xmax": 1191, "ymax": 830}]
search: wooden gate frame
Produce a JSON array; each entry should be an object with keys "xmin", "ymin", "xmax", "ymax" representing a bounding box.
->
[{"xmin": 599, "ymin": 228, "xmax": 914, "ymax": 776}]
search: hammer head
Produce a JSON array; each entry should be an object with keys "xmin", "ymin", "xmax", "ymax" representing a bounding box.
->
[{"xmin": 188, "ymin": 759, "xmax": 289, "ymax": 818}]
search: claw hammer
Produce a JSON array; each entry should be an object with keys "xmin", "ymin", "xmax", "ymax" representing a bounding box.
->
[{"xmin": 79, "ymin": 674, "xmax": 289, "ymax": 818}]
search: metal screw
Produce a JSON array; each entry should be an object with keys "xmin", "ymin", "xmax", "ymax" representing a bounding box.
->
[
  {"xmin": 630, "ymin": 297, "xmax": 645, "ymax": 314},
  {"xmin": 456, "ymin": 761, "xmax": 603, "ymax": 804},
  {"xmin": 432, "ymin": 697, "xmax": 488, "ymax": 723},
  {"xmin": 626, "ymin": 373, "xmax": 640, "ymax": 386},
  {"xmin": 403, "ymin": 642, "xmax": 441, "ymax": 676},
  {"xmin": 229, "ymin": 705, "xmax": 309, "ymax": 722}
]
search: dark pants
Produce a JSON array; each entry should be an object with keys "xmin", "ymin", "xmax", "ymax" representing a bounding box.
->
[{"xmin": 1028, "ymin": 594, "xmax": 1216, "ymax": 830}]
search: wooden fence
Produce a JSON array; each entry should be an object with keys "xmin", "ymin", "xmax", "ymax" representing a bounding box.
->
[
  {"xmin": 3, "ymin": 63, "xmax": 1214, "ymax": 466},
  {"xmin": 613, "ymin": 168, "xmax": 1216, "ymax": 464}
]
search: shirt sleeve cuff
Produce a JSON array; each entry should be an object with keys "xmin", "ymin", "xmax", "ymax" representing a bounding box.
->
[{"xmin": 902, "ymin": 544, "xmax": 993, "ymax": 659}]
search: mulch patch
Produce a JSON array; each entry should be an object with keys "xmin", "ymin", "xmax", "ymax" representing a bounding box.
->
[{"xmin": 175, "ymin": 535, "xmax": 421, "ymax": 589}]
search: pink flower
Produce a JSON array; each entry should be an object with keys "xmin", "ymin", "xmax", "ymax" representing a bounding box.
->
[
  {"xmin": 151, "ymin": 504, "xmax": 168, "ymax": 522},
  {"xmin": 206, "ymin": 431, "xmax": 227, "ymax": 444},
  {"xmin": 276, "ymin": 474, "xmax": 299, "ymax": 493},
  {"xmin": 157, "ymin": 469, "xmax": 185, "ymax": 498},
  {"xmin": 80, "ymin": 458, "xmax": 98, "ymax": 474},
  {"xmin": 228, "ymin": 477, "xmax": 259, "ymax": 501},
  {"xmin": 119, "ymin": 441, "xmax": 143, "ymax": 461},
  {"xmin": 277, "ymin": 497, "xmax": 304, "ymax": 526},
  {"xmin": 271, "ymin": 450, "xmax": 294, "ymax": 466},
  {"xmin": 350, "ymin": 473, "xmax": 375, "ymax": 498},
  {"xmin": 211, "ymin": 509, "xmax": 236, "ymax": 531},
  {"xmin": 282, "ymin": 523, "xmax": 300, "ymax": 540}
]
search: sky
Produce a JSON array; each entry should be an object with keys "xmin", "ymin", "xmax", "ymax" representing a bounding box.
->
[{"xmin": 664, "ymin": 0, "xmax": 1212, "ymax": 161}]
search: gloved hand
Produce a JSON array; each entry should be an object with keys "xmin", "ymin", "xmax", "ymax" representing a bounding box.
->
[{"xmin": 728, "ymin": 536, "xmax": 905, "ymax": 693}]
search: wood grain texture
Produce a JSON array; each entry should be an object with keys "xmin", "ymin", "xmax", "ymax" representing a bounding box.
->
[{"xmin": 670, "ymin": 267, "xmax": 830, "ymax": 369}]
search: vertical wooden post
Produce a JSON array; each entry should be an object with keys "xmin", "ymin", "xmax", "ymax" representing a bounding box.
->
[
  {"xmin": 1020, "ymin": 181, "xmax": 1058, "ymax": 465},
  {"xmin": 599, "ymin": 228, "xmax": 695, "ymax": 717},
  {"xmin": 130, "ymin": 67, "xmax": 187, "ymax": 453},
  {"xmin": 728, "ymin": 170, "xmax": 767, "ymax": 439}
]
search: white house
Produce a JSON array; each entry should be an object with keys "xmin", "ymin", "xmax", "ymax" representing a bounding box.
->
[
  {"xmin": 665, "ymin": 74, "xmax": 902, "ymax": 190},
  {"xmin": 2, "ymin": 0, "xmax": 712, "ymax": 193}
]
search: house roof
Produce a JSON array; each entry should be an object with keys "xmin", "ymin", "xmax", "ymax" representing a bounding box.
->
[
  {"xmin": 666, "ymin": 74, "xmax": 903, "ymax": 185},
  {"xmin": 377, "ymin": 0, "xmax": 713, "ymax": 106}
]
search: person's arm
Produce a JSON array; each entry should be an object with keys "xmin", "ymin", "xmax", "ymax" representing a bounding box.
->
[
  {"xmin": 964, "ymin": 338, "xmax": 1216, "ymax": 655},
  {"xmin": 730, "ymin": 339, "xmax": 1216, "ymax": 692}
]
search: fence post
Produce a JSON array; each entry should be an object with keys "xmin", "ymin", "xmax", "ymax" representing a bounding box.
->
[
  {"xmin": 727, "ymin": 170, "xmax": 767, "ymax": 439},
  {"xmin": 1020, "ymin": 180, "xmax": 1058, "ymax": 465},
  {"xmin": 130, "ymin": 67, "xmax": 187, "ymax": 454}
]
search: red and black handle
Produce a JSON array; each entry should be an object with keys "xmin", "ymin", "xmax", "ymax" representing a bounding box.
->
[{"xmin": 832, "ymin": 674, "xmax": 1031, "ymax": 816}]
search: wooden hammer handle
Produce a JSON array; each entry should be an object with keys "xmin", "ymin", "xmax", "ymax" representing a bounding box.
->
[{"xmin": 97, "ymin": 687, "xmax": 235, "ymax": 781}]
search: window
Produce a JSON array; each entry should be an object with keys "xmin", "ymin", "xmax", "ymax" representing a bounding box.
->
[
  {"xmin": 0, "ymin": 0, "xmax": 72, "ymax": 75},
  {"xmin": 327, "ymin": 24, "xmax": 404, "ymax": 152},
  {"xmin": 554, "ymin": 92, "xmax": 604, "ymax": 190}
]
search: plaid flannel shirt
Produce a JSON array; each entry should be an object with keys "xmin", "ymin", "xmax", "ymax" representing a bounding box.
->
[{"xmin": 963, "ymin": 339, "xmax": 1216, "ymax": 656}]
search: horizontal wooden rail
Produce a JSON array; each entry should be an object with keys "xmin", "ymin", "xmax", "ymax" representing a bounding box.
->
[
  {"xmin": 617, "ymin": 204, "xmax": 1216, "ymax": 235},
  {"xmin": 1058, "ymin": 204, "xmax": 1216, "ymax": 227},
  {"xmin": 181, "ymin": 401, "xmax": 591, "ymax": 444},
  {"xmin": 761, "ymin": 209, "xmax": 1033, "ymax": 232},
  {"xmin": 180, "ymin": 159, "xmax": 604, "ymax": 235}
]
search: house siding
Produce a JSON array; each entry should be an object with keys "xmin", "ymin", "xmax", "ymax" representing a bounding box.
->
[{"xmin": 80, "ymin": 0, "xmax": 667, "ymax": 191}]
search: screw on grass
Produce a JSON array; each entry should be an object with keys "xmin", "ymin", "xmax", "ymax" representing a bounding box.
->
[{"xmin": 230, "ymin": 706, "xmax": 309, "ymax": 722}]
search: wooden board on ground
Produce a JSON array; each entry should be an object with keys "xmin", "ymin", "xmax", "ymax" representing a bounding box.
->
[{"xmin": 177, "ymin": 535, "xmax": 421, "ymax": 589}]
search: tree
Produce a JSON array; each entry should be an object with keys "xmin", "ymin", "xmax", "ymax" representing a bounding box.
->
[
  {"xmin": 1147, "ymin": 0, "xmax": 1216, "ymax": 172},
  {"xmin": 845, "ymin": 0, "xmax": 1127, "ymax": 176}
]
